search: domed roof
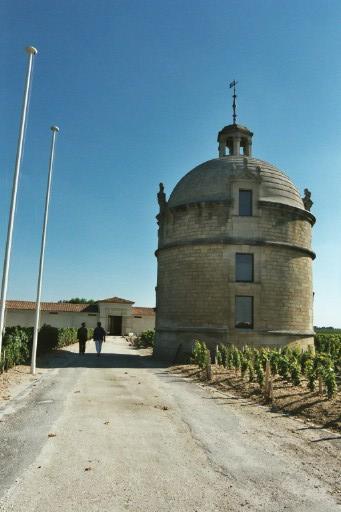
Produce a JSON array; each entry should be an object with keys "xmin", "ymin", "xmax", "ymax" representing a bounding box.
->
[{"xmin": 168, "ymin": 156, "xmax": 304, "ymax": 210}]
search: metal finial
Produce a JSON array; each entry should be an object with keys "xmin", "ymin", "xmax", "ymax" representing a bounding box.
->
[
  {"xmin": 229, "ymin": 80, "xmax": 238, "ymax": 124},
  {"xmin": 26, "ymin": 46, "xmax": 38, "ymax": 55}
]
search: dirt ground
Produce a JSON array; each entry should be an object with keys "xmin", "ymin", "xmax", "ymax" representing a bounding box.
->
[
  {"xmin": 0, "ymin": 350, "xmax": 73, "ymax": 404},
  {"xmin": 1, "ymin": 339, "xmax": 341, "ymax": 512},
  {"xmin": 1, "ymin": 355, "xmax": 340, "ymax": 433},
  {"xmin": 171, "ymin": 364, "xmax": 341, "ymax": 433},
  {"xmin": 0, "ymin": 365, "xmax": 35, "ymax": 401}
]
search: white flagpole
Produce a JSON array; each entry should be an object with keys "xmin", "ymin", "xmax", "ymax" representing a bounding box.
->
[
  {"xmin": 0, "ymin": 46, "xmax": 38, "ymax": 355},
  {"xmin": 31, "ymin": 126, "xmax": 59, "ymax": 375}
]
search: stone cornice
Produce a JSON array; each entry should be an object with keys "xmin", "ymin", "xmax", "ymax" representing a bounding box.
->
[
  {"xmin": 156, "ymin": 237, "xmax": 316, "ymax": 259},
  {"xmin": 259, "ymin": 200, "xmax": 316, "ymax": 225},
  {"xmin": 167, "ymin": 199, "xmax": 230, "ymax": 214},
  {"xmin": 162, "ymin": 199, "xmax": 316, "ymax": 226}
]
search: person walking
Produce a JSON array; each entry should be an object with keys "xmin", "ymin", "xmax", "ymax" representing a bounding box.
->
[
  {"xmin": 77, "ymin": 322, "xmax": 88, "ymax": 355},
  {"xmin": 93, "ymin": 322, "xmax": 106, "ymax": 357}
]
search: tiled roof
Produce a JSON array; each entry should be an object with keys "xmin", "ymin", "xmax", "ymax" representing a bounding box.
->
[
  {"xmin": 6, "ymin": 301, "xmax": 98, "ymax": 313},
  {"xmin": 97, "ymin": 296, "xmax": 135, "ymax": 305},
  {"xmin": 132, "ymin": 307, "xmax": 155, "ymax": 317},
  {"xmin": 6, "ymin": 299, "xmax": 153, "ymax": 315}
]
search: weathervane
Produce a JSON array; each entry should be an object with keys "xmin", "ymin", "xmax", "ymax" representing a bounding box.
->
[{"xmin": 229, "ymin": 80, "xmax": 238, "ymax": 124}]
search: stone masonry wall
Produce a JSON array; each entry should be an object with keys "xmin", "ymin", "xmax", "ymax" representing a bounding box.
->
[
  {"xmin": 156, "ymin": 245, "xmax": 312, "ymax": 333},
  {"xmin": 155, "ymin": 195, "xmax": 314, "ymax": 360},
  {"xmin": 156, "ymin": 245, "xmax": 228, "ymax": 328},
  {"xmin": 160, "ymin": 202, "xmax": 313, "ymax": 252},
  {"xmin": 259, "ymin": 247, "xmax": 313, "ymax": 332},
  {"xmin": 259, "ymin": 204, "xmax": 312, "ymax": 249}
]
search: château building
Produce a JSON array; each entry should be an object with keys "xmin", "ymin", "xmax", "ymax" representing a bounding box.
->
[{"xmin": 5, "ymin": 296, "xmax": 155, "ymax": 336}]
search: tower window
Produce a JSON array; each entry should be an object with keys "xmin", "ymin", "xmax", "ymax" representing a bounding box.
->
[
  {"xmin": 235, "ymin": 296, "xmax": 253, "ymax": 329},
  {"xmin": 236, "ymin": 253, "xmax": 254, "ymax": 282},
  {"xmin": 239, "ymin": 190, "xmax": 252, "ymax": 216}
]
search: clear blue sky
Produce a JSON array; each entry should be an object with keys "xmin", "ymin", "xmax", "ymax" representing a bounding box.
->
[{"xmin": 0, "ymin": 0, "xmax": 340, "ymax": 326}]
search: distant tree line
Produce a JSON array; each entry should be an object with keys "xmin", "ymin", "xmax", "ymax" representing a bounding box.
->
[
  {"xmin": 314, "ymin": 326, "xmax": 341, "ymax": 334},
  {"xmin": 58, "ymin": 298, "xmax": 96, "ymax": 304}
]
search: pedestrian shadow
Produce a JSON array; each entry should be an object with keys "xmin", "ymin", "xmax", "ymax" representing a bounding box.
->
[{"xmin": 37, "ymin": 349, "xmax": 170, "ymax": 370}]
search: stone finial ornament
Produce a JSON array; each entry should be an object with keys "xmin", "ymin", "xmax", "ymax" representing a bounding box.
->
[
  {"xmin": 157, "ymin": 182, "xmax": 166, "ymax": 210},
  {"xmin": 302, "ymin": 188, "xmax": 313, "ymax": 211}
]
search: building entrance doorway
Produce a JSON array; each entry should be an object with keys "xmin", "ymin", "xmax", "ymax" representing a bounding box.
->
[{"xmin": 109, "ymin": 316, "xmax": 122, "ymax": 335}]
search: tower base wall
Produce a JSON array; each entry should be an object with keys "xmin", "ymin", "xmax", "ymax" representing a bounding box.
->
[{"xmin": 154, "ymin": 328, "xmax": 314, "ymax": 362}]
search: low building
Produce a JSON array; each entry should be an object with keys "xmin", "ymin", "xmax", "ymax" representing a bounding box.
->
[{"xmin": 5, "ymin": 296, "xmax": 155, "ymax": 336}]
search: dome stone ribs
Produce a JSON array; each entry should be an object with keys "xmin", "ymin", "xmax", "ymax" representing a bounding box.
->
[
  {"xmin": 168, "ymin": 159, "xmax": 227, "ymax": 207},
  {"xmin": 168, "ymin": 157, "xmax": 305, "ymax": 211},
  {"xmin": 260, "ymin": 167, "xmax": 303, "ymax": 208}
]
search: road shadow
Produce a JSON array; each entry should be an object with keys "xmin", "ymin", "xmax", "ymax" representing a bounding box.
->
[
  {"xmin": 37, "ymin": 349, "xmax": 170, "ymax": 371},
  {"xmin": 296, "ymin": 420, "xmax": 341, "ymax": 433}
]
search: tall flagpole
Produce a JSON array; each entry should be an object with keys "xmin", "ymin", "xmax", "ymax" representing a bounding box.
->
[
  {"xmin": 0, "ymin": 46, "xmax": 38, "ymax": 355},
  {"xmin": 31, "ymin": 126, "xmax": 59, "ymax": 375}
]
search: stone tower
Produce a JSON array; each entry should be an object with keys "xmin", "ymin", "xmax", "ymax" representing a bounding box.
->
[{"xmin": 154, "ymin": 121, "xmax": 315, "ymax": 361}]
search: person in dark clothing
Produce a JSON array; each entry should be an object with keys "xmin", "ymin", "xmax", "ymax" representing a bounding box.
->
[
  {"xmin": 93, "ymin": 322, "xmax": 106, "ymax": 357},
  {"xmin": 77, "ymin": 322, "xmax": 88, "ymax": 355}
]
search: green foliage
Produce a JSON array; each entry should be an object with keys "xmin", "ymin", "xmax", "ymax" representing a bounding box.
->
[
  {"xmin": 216, "ymin": 346, "xmax": 223, "ymax": 366},
  {"xmin": 218, "ymin": 344, "xmax": 228, "ymax": 367},
  {"xmin": 231, "ymin": 346, "xmax": 241, "ymax": 371},
  {"xmin": 240, "ymin": 354, "xmax": 249, "ymax": 379},
  {"xmin": 315, "ymin": 334, "xmax": 341, "ymax": 371},
  {"xmin": 248, "ymin": 361, "xmax": 255, "ymax": 382},
  {"xmin": 314, "ymin": 326, "xmax": 341, "ymax": 334},
  {"xmin": 269, "ymin": 351, "xmax": 280, "ymax": 375},
  {"xmin": 257, "ymin": 348, "xmax": 269, "ymax": 370},
  {"xmin": 241, "ymin": 345, "xmax": 254, "ymax": 362},
  {"xmin": 323, "ymin": 367, "xmax": 337, "ymax": 399},
  {"xmin": 132, "ymin": 330, "xmax": 155, "ymax": 348},
  {"xmin": 57, "ymin": 328, "xmax": 79, "ymax": 347},
  {"xmin": 305, "ymin": 359, "xmax": 316, "ymax": 391},
  {"xmin": 192, "ymin": 340, "xmax": 212, "ymax": 379},
  {"xmin": 1, "ymin": 327, "xmax": 31, "ymax": 370},
  {"xmin": 255, "ymin": 361, "xmax": 264, "ymax": 387},
  {"xmin": 299, "ymin": 349, "xmax": 313, "ymax": 374},
  {"xmin": 278, "ymin": 355, "xmax": 290, "ymax": 380},
  {"xmin": 1, "ymin": 324, "xmax": 92, "ymax": 372},
  {"xmin": 192, "ymin": 340, "xmax": 207, "ymax": 368},
  {"xmin": 37, "ymin": 325, "xmax": 78, "ymax": 352},
  {"xmin": 226, "ymin": 346, "xmax": 234, "ymax": 369},
  {"xmin": 312, "ymin": 353, "xmax": 337, "ymax": 399},
  {"xmin": 289, "ymin": 360, "xmax": 301, "ymax": 386},
  {"xmin": 314, "ymin": 353, "xmax": 333, "ymax": 375},
  {"xmin": 289, "ymin": 347, "xmax": 301, "ymax": 361},
  {"xmin": 59, "ymin": 298, "xmax": 96, "ymax": 304},
  {"xmin": 204, "ymin": 348, "xmax": 211, "ymax": 369},
  {"xmin": 191, "ymin": 339, "xmax": 339, "ymax": 400},
  {"xmin": 139, "ymin": 330, "xmax": 155, "ymax": 348}
]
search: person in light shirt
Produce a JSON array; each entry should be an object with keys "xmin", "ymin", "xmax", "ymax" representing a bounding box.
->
[{"xmin": 93, "ymin": 322, "xmax": 106, "ymax": 357}]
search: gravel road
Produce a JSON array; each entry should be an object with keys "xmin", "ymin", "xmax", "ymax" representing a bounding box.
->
[{"xmin": 0, "ymin": 337, "xmax": 340, "ymax": 511}]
